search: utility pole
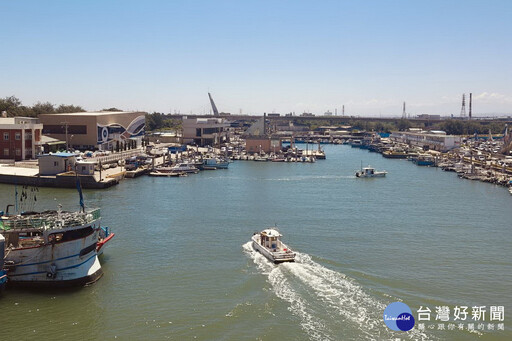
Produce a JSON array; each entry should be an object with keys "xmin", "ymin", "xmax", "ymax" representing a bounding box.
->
[
  {"xmin": 460, "ymin": 94, "xmax": 466, "ymax": 118},
  {"xmin": 62, "ymin": 121, "xmax": 69, "ymax": 151},
  {"xmin": 469, "ymin": 93, "xmax": 472, "ymax": 120}
]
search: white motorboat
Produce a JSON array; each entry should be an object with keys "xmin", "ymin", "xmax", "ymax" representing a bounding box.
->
[
  {"xmin": 355, "ymin": 165, "xmax": 387, "ymax": 178},
  {"xmin": 202, "ymin": 157, "xmax": 229, "ymax": 170},
  {"xmin": 251, "ymin": 228, "xmax": 295, "ymax": 263},
  {"xmin": 171, "ymin": 162, "xmax": 199, "ymax": 174}
]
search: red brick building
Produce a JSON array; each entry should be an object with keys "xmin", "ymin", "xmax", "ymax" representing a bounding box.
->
[{"xmin": 0, "ymin": 117, "xmax": 43, "ymax": 161}]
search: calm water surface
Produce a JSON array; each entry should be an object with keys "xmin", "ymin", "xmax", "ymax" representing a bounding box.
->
[{"xmin": 1, "ymin": 144, "xmax": 511, "ymax": 340}]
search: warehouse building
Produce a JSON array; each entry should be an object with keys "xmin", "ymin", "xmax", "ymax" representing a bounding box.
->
[{"xmin": 39, "ymin": 111, "xmax": 145, "ymax": 151}]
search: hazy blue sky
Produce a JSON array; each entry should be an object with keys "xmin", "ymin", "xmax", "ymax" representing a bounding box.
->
[{"xmin": 1, "ymin": 0, "xmax": 511, "ymax": 116}]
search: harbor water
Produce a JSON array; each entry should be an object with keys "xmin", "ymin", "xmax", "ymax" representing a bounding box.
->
[{"xmin": 0, "ymin": 144, "xmax": 510, "ymax": 340}]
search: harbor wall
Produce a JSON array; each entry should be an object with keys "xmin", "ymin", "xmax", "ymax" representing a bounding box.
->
[{"xmin": 0, "ymin": 173, "xmax": 118, "ymax": 189}]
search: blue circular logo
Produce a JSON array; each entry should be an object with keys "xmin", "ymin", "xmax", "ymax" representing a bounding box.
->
[{"xmin": 383, "ymin": 302, "xmax": 415, "ymax": 331}]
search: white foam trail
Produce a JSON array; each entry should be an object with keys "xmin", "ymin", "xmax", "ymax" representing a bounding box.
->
[
  {"xmin": 243, "ymin": 242, "xmax": 333, "ymax": 340},
  {"xmin": 243, "ymin": 242, "xmax": 432, "ymax": 341}
]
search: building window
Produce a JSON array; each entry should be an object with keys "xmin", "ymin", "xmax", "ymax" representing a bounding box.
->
[
  {"xmin": 3, "ymin": 148, "xmax": 8, "ymax": 156},
  {"xmin": 3, "ymin": 132, "xmax": 8, "ymax": 140},
  {"xmin": 26, "ymin": 132, "xmax": 32, "ymax": 140},
  {"xmin": 15, "ymin": 132, "xmax": 21, "ymax": 140},
  {"xmin": 54, "ymin": 161, "xmax": 59, "ymax": 166},
  {"xmin": 42, "ymin": 125, "xmax": 87, "ymax": 134},
  {"xmin": 15, "ymin": 148, "xmax": 21, "ymax": 156}
]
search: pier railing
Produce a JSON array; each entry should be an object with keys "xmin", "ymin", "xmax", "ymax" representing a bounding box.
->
[{"xmin": 0, "ymin": 208, "xmax": 101, "ymax": 231}]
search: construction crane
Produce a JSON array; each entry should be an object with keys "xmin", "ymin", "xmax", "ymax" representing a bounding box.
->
[{"xmin": 208, "ymin": 93, "xmax": 219, "ymax": 116}]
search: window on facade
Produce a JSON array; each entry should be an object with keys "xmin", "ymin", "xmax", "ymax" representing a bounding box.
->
[
  {"xmin": 42, "ymin": 125, "xmax": 87, "ymax": 134},
  {"xmin": 54, "ymin": 161, "xmax": 58, "ymax": 166},
  {"xmin": 15, "ymin": 132, "xmax": 21, "ymax": 140},
  {"xmin": 203, "ymin": 128, "xmax": 220, "ymax": 134},
  {"xmin": 3, "ymin": 148, "xmax": 8, "ymax": 156},
  {"xmin": 26, "ymin": 132, "xmax": 32, "ymax": 140},
  {"xmin": 3, "ymin": 132, "xmax": 8, "ymax": 140},
  {"xmin": 15, "ymin": 148, "xmax": 21, "ymax": 156}
]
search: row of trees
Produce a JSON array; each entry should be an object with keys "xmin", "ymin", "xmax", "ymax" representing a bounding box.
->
[
  {"xmin": 298, "ymin": 118, "xmax": 412, "ymax": 133},
  {"xmin": 0, "ymin": 96, "xmax": 86, "ymax": 117},
  {"xmin": 0, "ymin": 95, "xmax": 123, "ymax": 117},
  {"xmin": 297, "ymin": 117, "xmax": 507, "ymax": 135},
  {"xmin": 434, "ymin": 120, "xmax": 506, "ymax": 135},
  {"xmin": 145, "ymin": 112, "xmax": 181, "ymax": 131}
]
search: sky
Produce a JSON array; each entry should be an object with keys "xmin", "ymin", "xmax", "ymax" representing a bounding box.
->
[{"xmin": 1, "ymin": 0, "xmax": 511, "ymax": 117}]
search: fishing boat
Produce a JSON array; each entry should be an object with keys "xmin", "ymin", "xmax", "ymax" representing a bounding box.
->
[
  {"xmin": 382, "ymin": 150, "xmax": 408, "ymax": 159},
  {"xmin": 1, "ymin": 206, "xmax": 104, "ymax": 287},
  {"xmin": 251, "ymin": 228, "xmax": 295, "ymax": 263},
  {"xmin": 355, "ymin": 165, "xmax": 387, "ymax": 178},
  {"xmin": 414, "ymin": 154, "xmax": 435, "ymax": 166},
  {"xmin": 0, "ymin": 176, "xmax": 112, "ymax": 287}
]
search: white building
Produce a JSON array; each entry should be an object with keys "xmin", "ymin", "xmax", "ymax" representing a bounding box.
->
[
  {"xmin": 38, "ymin": 152, "xmax": 77, "ymax": 175},
  {"xmin": 390, "ymin": 131, "xmax": 461, "ymax": 151}
]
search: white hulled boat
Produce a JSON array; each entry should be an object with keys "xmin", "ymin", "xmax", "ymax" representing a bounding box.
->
[
  {"xmin": 171, "ymin": 162, "xmax": 199, "ymax": 174},
  {"xmin": 251, "ymin": 228, "xmax": 295, "ymax": 263},
  {"xmin": 355, "ymin": 165, "xmax": 387, "ymax": 178},
  {"xmin": 1, "ymin": 206, "xmax": 105, "ymax": 287},
  {"xmin": 202, "ymin": 157, "xmax": 229, "ymax": 170}
]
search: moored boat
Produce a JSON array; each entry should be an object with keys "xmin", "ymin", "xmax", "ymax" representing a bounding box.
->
[
  {"xmin": 203, "ymin": 157, "xmax": 229, "ymax": 169},
  {"xmin": 1, "ymin": 206, "xmax": 104, "ymax": 287},
  {"xmin": 382, "ymin": 150, "xmax": 408, "ymax": 159},
  {"xmin": 171, "ymin": 162, "xmax": 199, "ymax": 174},
  {"xmin": 414, "ymin": 154, "xmax": 435, "ymax": 166},
  {"xmin": 251, "ymin": 228, "xmax": 295, "ymax": 263}
]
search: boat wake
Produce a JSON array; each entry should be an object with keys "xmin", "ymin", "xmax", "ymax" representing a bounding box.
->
[{"xmin": 242, "ymin": 242, "xmax": 431, "ymax": 341}]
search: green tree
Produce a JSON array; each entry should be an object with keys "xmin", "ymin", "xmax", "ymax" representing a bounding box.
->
[
  {"xmin": 32, "ymin": 101, "xmax": 55, "ymax": 116},
  {"xmin": 102, "ymin": 107, "xmax": 122, "ymax": 112},
  {"xmin": 56, "ymin": 104, "xmax": 86, "ymax": 113},
  {"xmin": 0, "ymin": 96, "xmax": 24, "ymax": 116},
  {"xmin": 396, "ymin": 119, "xmax": 412, "ymax": 131}
]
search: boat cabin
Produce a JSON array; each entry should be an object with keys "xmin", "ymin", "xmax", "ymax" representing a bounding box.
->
[
  {"xmin": 259, "ymin": 229, "xmax": 282, "ymax": 250},
  {"xmin": 362, "ymin": 167, "xmax": 375, "ymax": 175}
]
